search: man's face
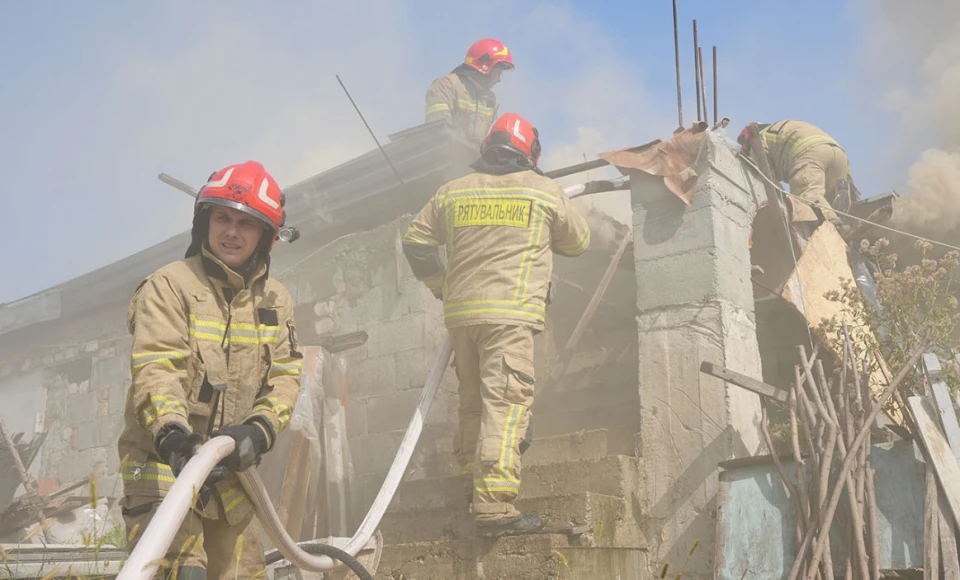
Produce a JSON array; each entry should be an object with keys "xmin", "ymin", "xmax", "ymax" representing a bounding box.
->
[
  {"xmin": 206, "ymin": 205, "xmax": 265, "ymax": 269},
  {"xmin": 486, "ymin": 65, "xmax": 504, "ymax": 88}
]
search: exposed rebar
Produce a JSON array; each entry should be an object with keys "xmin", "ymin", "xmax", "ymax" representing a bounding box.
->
[
  {"xmin": 672, "ymin": 0, "xmax": 683, "ymax": 128},
  {"xmin": 693, "ymin": 19, "xmax": 701, "ymax": 122}
]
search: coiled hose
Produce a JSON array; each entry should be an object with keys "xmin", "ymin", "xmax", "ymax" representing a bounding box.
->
[{"xmin": 118, "ymin": 333, "xmax": 453, "ymax": 580}]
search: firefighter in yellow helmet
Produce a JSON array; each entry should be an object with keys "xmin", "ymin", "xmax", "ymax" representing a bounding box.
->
[
  {"xmin": 117, "ymin": 161, "xmax": 303, "ymax": 580},
  {"xmin": 738, "ymin": 119, "xmax": 861, "ymax": 229},
  {"xmin": 403, "ymin": 113, "xmax": 591, "ymax": 538},
  {"xmin": 425, "ymin": 38, "xmax": 515, "ymax": 147}
]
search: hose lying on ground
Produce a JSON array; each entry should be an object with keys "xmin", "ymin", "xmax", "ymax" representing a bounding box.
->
[{"xmin": 117, "ymin": 333, "xmax": 453, "ymax": 580}]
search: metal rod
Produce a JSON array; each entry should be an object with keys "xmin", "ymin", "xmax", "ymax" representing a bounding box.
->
[
  {"xmin": 336, "ymin": 74, "xmax": 407, "ymax": 189},
  {"xmin": 158, "ymin": 173, "xmax": 198, "ymax": 198},
  {"xmin": 713, "ymin": 46, "xmax": 718, "ymax": 123},
  {"xmin": 698, "ymin": 46, "xmax": 709, "ymax": 126},
  {"xmin": 672, "ymin": 0, "xmax": 683, "ymax": 128},
  {"xmin": 693, "ymin": 20, "xmax": 701, "ymax": 122},
  {"xmin": 543, "ymin": 139, "xmax": 659, "ymax": 179}
]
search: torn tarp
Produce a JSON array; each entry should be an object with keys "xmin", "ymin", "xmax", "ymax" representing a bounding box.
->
[{"xmin": 599, "ymin": 121, "xmax": 710, "ymax": 205}]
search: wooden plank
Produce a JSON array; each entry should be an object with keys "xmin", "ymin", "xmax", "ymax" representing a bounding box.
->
[
  {"xmin": 910, "ymin": 395, "xmax": 960, "ymax": 529},
  {"xmin": 938, "ymin": 495, "xmax": 960, "ymax": 579},
  {"xmin": 925, "ymin": 461, "xmax": 940, "ymax": 580},
  {"xmin": 699, "ymin": 361, "xmax": 789, "ymax": 402},
  {"xmin": 277, "ymin": 432, "xmax": 312, "ymax": 541},
  {"xmin": 924, "ymin": 353, "xmax": 960, "ymax": 465}
]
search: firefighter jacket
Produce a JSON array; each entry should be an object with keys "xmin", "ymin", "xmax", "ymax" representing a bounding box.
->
[
  {"xmin": 402, "ymin": 167, "xmax": 591, "ymax": 331},
  {"xmin": 425, "ymin": 72, "xmax": 498, "ymax": 146},
  {"xmin": 760, "ymin": 119, "xmax": 844, "ymax": 183},
  {"xmin": 117, "ymin": 245, "xmax": 303, "ymax": 525}
]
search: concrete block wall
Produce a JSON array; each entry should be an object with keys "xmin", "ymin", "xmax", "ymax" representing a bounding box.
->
[
  {"xmin": 631, "ymin": 130, "xmax": 767, "ymax": 579},
  {"xmin": 276, "ymin": 215, "xmax": 460, "ymax": 529},
  {"xmin": 32, "ymin": 339, "xmax": 130, "ymax": 498}
]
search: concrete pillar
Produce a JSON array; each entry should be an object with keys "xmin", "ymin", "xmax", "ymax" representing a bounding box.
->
[{"xmin": 631, "ymin": 131, "xmax": 766, "ymax": 578}]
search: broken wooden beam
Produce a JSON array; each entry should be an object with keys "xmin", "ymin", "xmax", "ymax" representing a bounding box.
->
[{"xmin": 699, "ymin": 361, "xmax": 789, "ymax": 402}]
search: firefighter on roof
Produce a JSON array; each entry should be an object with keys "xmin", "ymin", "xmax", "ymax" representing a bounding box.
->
[
  {"xmin": 738, "ymin": 119, "xmax": 861, "ymax": 229},
  {"xmin": 402, "ymin": 113, "xmax": 591, "ymax": 538},
  {"xmin": 425, "ymin": 38, "xmax": 514, "ymax": 147},
  {"xmin": 117, "ymin": 161, "xmax": 303, "ymax": 580}
]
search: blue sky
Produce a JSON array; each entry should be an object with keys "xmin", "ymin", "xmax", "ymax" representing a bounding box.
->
[{"xmin": 0, "ymin": 0, "xmax": 954, "ymax": 303}]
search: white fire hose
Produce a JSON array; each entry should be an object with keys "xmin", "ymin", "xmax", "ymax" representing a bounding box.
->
[{"xmin": 118, "ymin": 333, "xmax": 453, "ymax": 580}]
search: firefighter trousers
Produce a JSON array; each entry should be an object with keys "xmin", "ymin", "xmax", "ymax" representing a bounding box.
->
[
  {"xmin": 450, "ymin": 323, "xmax": 536, "ymax": 521},
  {"xmin": 121, "ymin": 495, "xmax": 265, "ymax": 580},
  {"xmin": 788, "ymin": 143, "xmax": 853, "ymax": 225}
]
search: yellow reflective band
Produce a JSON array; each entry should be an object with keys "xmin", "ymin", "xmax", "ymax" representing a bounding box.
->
[
  {"xmin": 500, "ymin": 404, "xmax": 523, "ymax": 474},
  {"xmin": 426, "ymin": 103, "xmax": 451, "ymax": 114},
  {"xmin": 139, "ymin": 395, "xmax": 188, "ymax": 427},
  {"xmin": 443, "ymin": 299, "xmax": 545, "ymax": 315},
  {"xmin": 221, "ymin": 485, "xmax": 246, "ymax": 513},
  {"xmin": 760, "ymin": 131, "xmax": 837, "ymax": 159},
  {"xmin": 514, "ymin": 204, "xmax": 545, "ymax": 302},
  {"xmin": 121, "ymin": 460, "xmax": 176, "ymax": 484},
  {"xmin": 189, "ymin": 315, "xmax": 282, "ymax": 345},
  {"xmin": 438, "ymin": 187, "xmax": 558, "ymax": 209},
  {"xmin": 452, "ymin": 199, "xmax": 531, "ymax": 228},
  {"xmin": 189, "ymin": 315, "xmax": 227, "ymax": 343},
  {"xmin": 252, "ymin": 397, "xmax": 293, "ymax": 431},
  {"xmin": 403, "ymin": 228, "xmax": 440, "ymax": 246},
  {"xmin": 131, "ymin": 351, "xmax": 187, "ymax": 373},
  {"xmin": 269, "ymin": 358, "xmax": 302, "ymax": 379},
  {"xmin": 555, "ymin": 226, "xmax": 591, "ymax": 255},
  {"xmin": 457, "ymin": 98, "xmax": 495, "ymax": 115},
  {"xmin": 474, "ymin": 476, "xmax": 521, "ymax": 494}
]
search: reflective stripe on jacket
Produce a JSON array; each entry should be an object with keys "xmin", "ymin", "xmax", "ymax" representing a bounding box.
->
[
  {"xmin": 117, "ymin": 246, "xmax": 302, "ymax": 524},
  {"xmin": 425, "ymin": 72, "xmax": 498, "ymax": 146},
  {"xmin": 760, "ymin": 119, "xmax": 842, "ymax": 182},
  {"xmin": 403, "ymin": 170, "xmax": 591, "ymax": 330}
]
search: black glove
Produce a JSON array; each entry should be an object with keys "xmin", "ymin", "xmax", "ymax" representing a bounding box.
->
[
  {"xmin": 154, "ymin": 423, "xmax": 203, "ymax": 477},
  {"xmin": 212, "ymin": 422, "xmax": 269, "ymax": 473}
]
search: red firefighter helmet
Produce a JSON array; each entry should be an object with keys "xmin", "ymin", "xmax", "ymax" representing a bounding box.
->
[
  {"xmin": 463, "ymin": 38, "xmax": 515, "ymax": 74},
  {"xmin": 480, "ymin": 112, "xmax": 541, "ymax": 166},
  {"xmin": 737, "ymin": 121, "xmax": 769, "ymax": 150},
  {"xmin": 191, "ymin": 161, "xmax": 286, "ymax": 253}
]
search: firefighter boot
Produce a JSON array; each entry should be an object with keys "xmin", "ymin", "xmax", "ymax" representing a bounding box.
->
[{"xmin": 476, "ymin": 513, "xmax": 545, "ymax": 539}]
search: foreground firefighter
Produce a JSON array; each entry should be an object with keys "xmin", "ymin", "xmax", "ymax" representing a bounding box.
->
[
  {"xmin": 117, "ymin": 161, "xmax": 303, "ymax": 580},
  {"xmin": 425, "ymin": 38, "xmax": 514, "ymax": 147},
  {"xmin": 402, "ymin": 113, "xmax": 591, "ymax": 538},
  {"xmin": 738, "ymin": 119, "xmax": 861, "ymax": 229}
]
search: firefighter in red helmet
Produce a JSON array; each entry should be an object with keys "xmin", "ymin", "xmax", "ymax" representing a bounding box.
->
[
  {"xmin": 403, "ymin": 113, "xmax": 591, "ymax": 538},
  {"xmin": 117, "ymin": 161, "xmax": 303, "ymax": 579},
  {"xmin": 425, "ymin": 38, "xmax": 515, "ymax": 147}
]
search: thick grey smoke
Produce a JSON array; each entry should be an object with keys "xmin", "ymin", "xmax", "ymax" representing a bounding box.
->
[
  {"xmin": 862, "ymin": 2, "xmax": 960, "ymax": 244},
  {"xmin": 890, "ymin": 148, "xmax": 960, "ymax": 242}
]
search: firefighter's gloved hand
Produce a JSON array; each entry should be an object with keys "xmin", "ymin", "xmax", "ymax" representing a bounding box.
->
[
  {"xmin": 213, "ymin": 423, "xmax": 268, "ymax": 472},
  {"xmin": 155, "ymin": 423, "xmax": 203, "ymax": 478}
]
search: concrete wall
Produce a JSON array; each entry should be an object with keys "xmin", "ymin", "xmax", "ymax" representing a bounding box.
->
[
  {"xmin": 631, "ymin": 130, "xmax": 767, "ymax": 579},
  {"xmin": 275, "ymin": 216, "xmax": 461, "ymax": 528}
]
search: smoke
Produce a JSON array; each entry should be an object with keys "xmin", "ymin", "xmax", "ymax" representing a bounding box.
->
[
  {"xmin": 859, "ymin": 1, "xmax": 960, "ymax": 245},
  {"xmin": 0, "ymin": 1, "xmax": 672, "ymax": 302},
  {"xmin": 889, "ymin": 148, "xmax": 960, "ymax": 243}
]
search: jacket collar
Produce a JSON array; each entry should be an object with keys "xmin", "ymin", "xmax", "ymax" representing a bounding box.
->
[{"xmin": 200, "ymin": 245, "xmax": 268, "ymax": 292}]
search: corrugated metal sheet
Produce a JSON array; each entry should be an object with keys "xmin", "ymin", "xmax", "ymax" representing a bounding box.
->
[{"xmin": 599, "ymin": 122, "xmax": 709, "ymax": 205}]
